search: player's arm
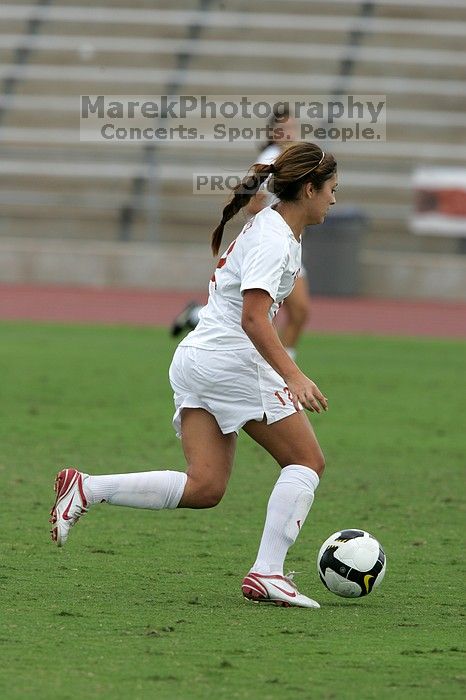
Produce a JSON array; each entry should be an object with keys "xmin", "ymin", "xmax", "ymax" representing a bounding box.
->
[{"xmin": 241, "ymin": 288, "xmax": 327, "ymax": 413}]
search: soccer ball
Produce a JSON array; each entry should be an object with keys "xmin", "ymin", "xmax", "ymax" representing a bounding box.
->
[{"xmin": 317, "ymin": 529, "xmax": 386, "ymax": 598}]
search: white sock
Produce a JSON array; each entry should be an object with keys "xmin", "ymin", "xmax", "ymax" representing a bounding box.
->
[
  {"xmin": 251, "ymin": 464, "xmax": 319, "ymax": 576},
  {"xmin": 83, "ymin": 471, "xmax": 187, "ymax": 510}
]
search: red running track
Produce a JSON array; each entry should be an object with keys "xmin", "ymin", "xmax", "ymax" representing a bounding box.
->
[{"xmin": 0, "ymin": 284, "xmax": 465, "ymax": 339}]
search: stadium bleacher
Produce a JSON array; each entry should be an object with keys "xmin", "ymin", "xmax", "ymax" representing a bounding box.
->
[{"xmin": 0, "ymin": 0, "xmax": 465, "ymax": 296}]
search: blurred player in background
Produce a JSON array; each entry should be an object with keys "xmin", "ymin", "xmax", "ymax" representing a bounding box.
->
[
  {"xmin": 50, "ymin": 142, "xmax": 338, "ymax": 609},
  {"xmin": 172, "ymin": 108, "xmax": 312, "ymax": 361}
]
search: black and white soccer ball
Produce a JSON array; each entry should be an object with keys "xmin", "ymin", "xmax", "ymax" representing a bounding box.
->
[{"xmin": 317, "ymin": 529, "xmax": 386, "ymax": 598}]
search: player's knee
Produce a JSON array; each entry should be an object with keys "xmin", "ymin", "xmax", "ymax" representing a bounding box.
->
[
  {"xmin": 304, "ymin": 450, "xmax": 325, "ymax": 477},
  {"xmin": 188, "ymin": 475, "xmax": 226, "ymax": 508},
  {"xmin": 198, "ymin": 485, "xmax": 225, "ymax": 508},
  {"xmin": 314, "ymin": 450, "xmax": 326, "ymax": 477},
  {"xmin": 288, "ymin": 450, "xmax": 325, "ymax": 478}
]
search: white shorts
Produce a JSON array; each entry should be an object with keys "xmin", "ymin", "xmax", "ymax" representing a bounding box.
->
[{"xmin": 169, "ymin": 345, "xmax": 299, "ymax": 436}]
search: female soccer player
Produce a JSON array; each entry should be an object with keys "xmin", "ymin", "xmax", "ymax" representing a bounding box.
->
[
  {"xmin": 171, "ymin": 108, "xmax": 311, "ymax": 361},
  {"xmin": 50, "ymin": 142, "xmax": 338, "ymax": 609}
]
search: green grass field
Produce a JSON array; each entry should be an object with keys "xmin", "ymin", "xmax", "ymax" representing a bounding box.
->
[{"xmin": 0, "ymin": 321, "xmax": 464, "ymax": 700}]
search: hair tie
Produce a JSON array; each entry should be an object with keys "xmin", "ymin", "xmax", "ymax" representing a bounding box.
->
[
  {"xmin": 269, "ymin": 163, "xmax": 275, "ymax": 174},
  {"xmin": 301, "ymin": 150, "xmax": 326, "ymax": 178}
]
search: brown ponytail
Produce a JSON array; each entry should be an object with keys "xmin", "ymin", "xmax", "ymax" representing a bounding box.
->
[
  {"xmin": 210, "ymin": 142, "xmax": 337, "ymax": 256},
  {"xmin": 211, "ymin": 163, "xmax": 273, "ymax": 255}
]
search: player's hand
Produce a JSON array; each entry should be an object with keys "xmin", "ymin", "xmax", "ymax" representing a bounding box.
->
[{"xmin": 286, "ymin": 372, "xmax": 328, "ymax": 413}]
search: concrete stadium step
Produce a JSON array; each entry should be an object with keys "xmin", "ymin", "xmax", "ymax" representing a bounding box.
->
[
  {"xmin": 2, "ymin": 33, "xmax": 463, "ymax": 70},
  {"xmin": 0, "ymin": 215, "xmax": 214, "ymax": 245},
  {"xmin": 373, "ymin": 1, "xmax": 466, "ymax": 22},
  {"xmin": 2, "ymin": 210, "xmax": 459, "ymax": 258},
  {"xmin": 352, "ymin": 60, "xmax": 458, "ymax": 81},
  {"xmin": 47, "ymin": 0, "xmax": 463, "ymax": 23},
  {"xmin": 1, "ymin": 33, "xmax": 463, "ymax": 86},
  {"xmin": 3, "ymin": 5, "xmax": 464, "ymax": 38},
  {"xmin": 3, "ymin": 63, "xmax": 462, "ymax": 99},
  {"xmin": 0, "ymin": 189, "xmax": 220, "ymax": 217},
  {"xmin": 23, "ymin": 51, "xmax": 178, "ymax": 71},
  {"xmin": 188, "ymin": 54, "xmax": 340, "ymax": 75},
  {"xmin": 53, "ymin": 0, "xmax": 203, "ymax": 8},
  {"xmin": 42, "ymin": 21, "xmax": 190, "ymax": 40},
  {"xmin": 0, "ymin": 216, "xmax": 120, "ymax": 241}
]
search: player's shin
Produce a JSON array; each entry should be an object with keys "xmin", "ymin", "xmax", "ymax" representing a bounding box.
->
[
  {"xmin": 251, "ymin": 464, "xmax": 319, "ymax": 575},
  {"xmin": 84, "ymin": 471, "xmax": 188, "ymax": 510}
]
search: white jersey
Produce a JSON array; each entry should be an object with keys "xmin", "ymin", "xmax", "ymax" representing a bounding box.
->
[{"xmin": 179, "ymin": 206, "xmax": 301, "ymax": 351}]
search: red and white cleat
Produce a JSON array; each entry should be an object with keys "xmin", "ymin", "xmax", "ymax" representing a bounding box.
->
[
  {"xmin": 241, "ymin": 572, "xmax": 320, "ymax": 609},
  {"xmin": 49, "ymin": 468, "xmax": 89, "ymax": 547}
]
